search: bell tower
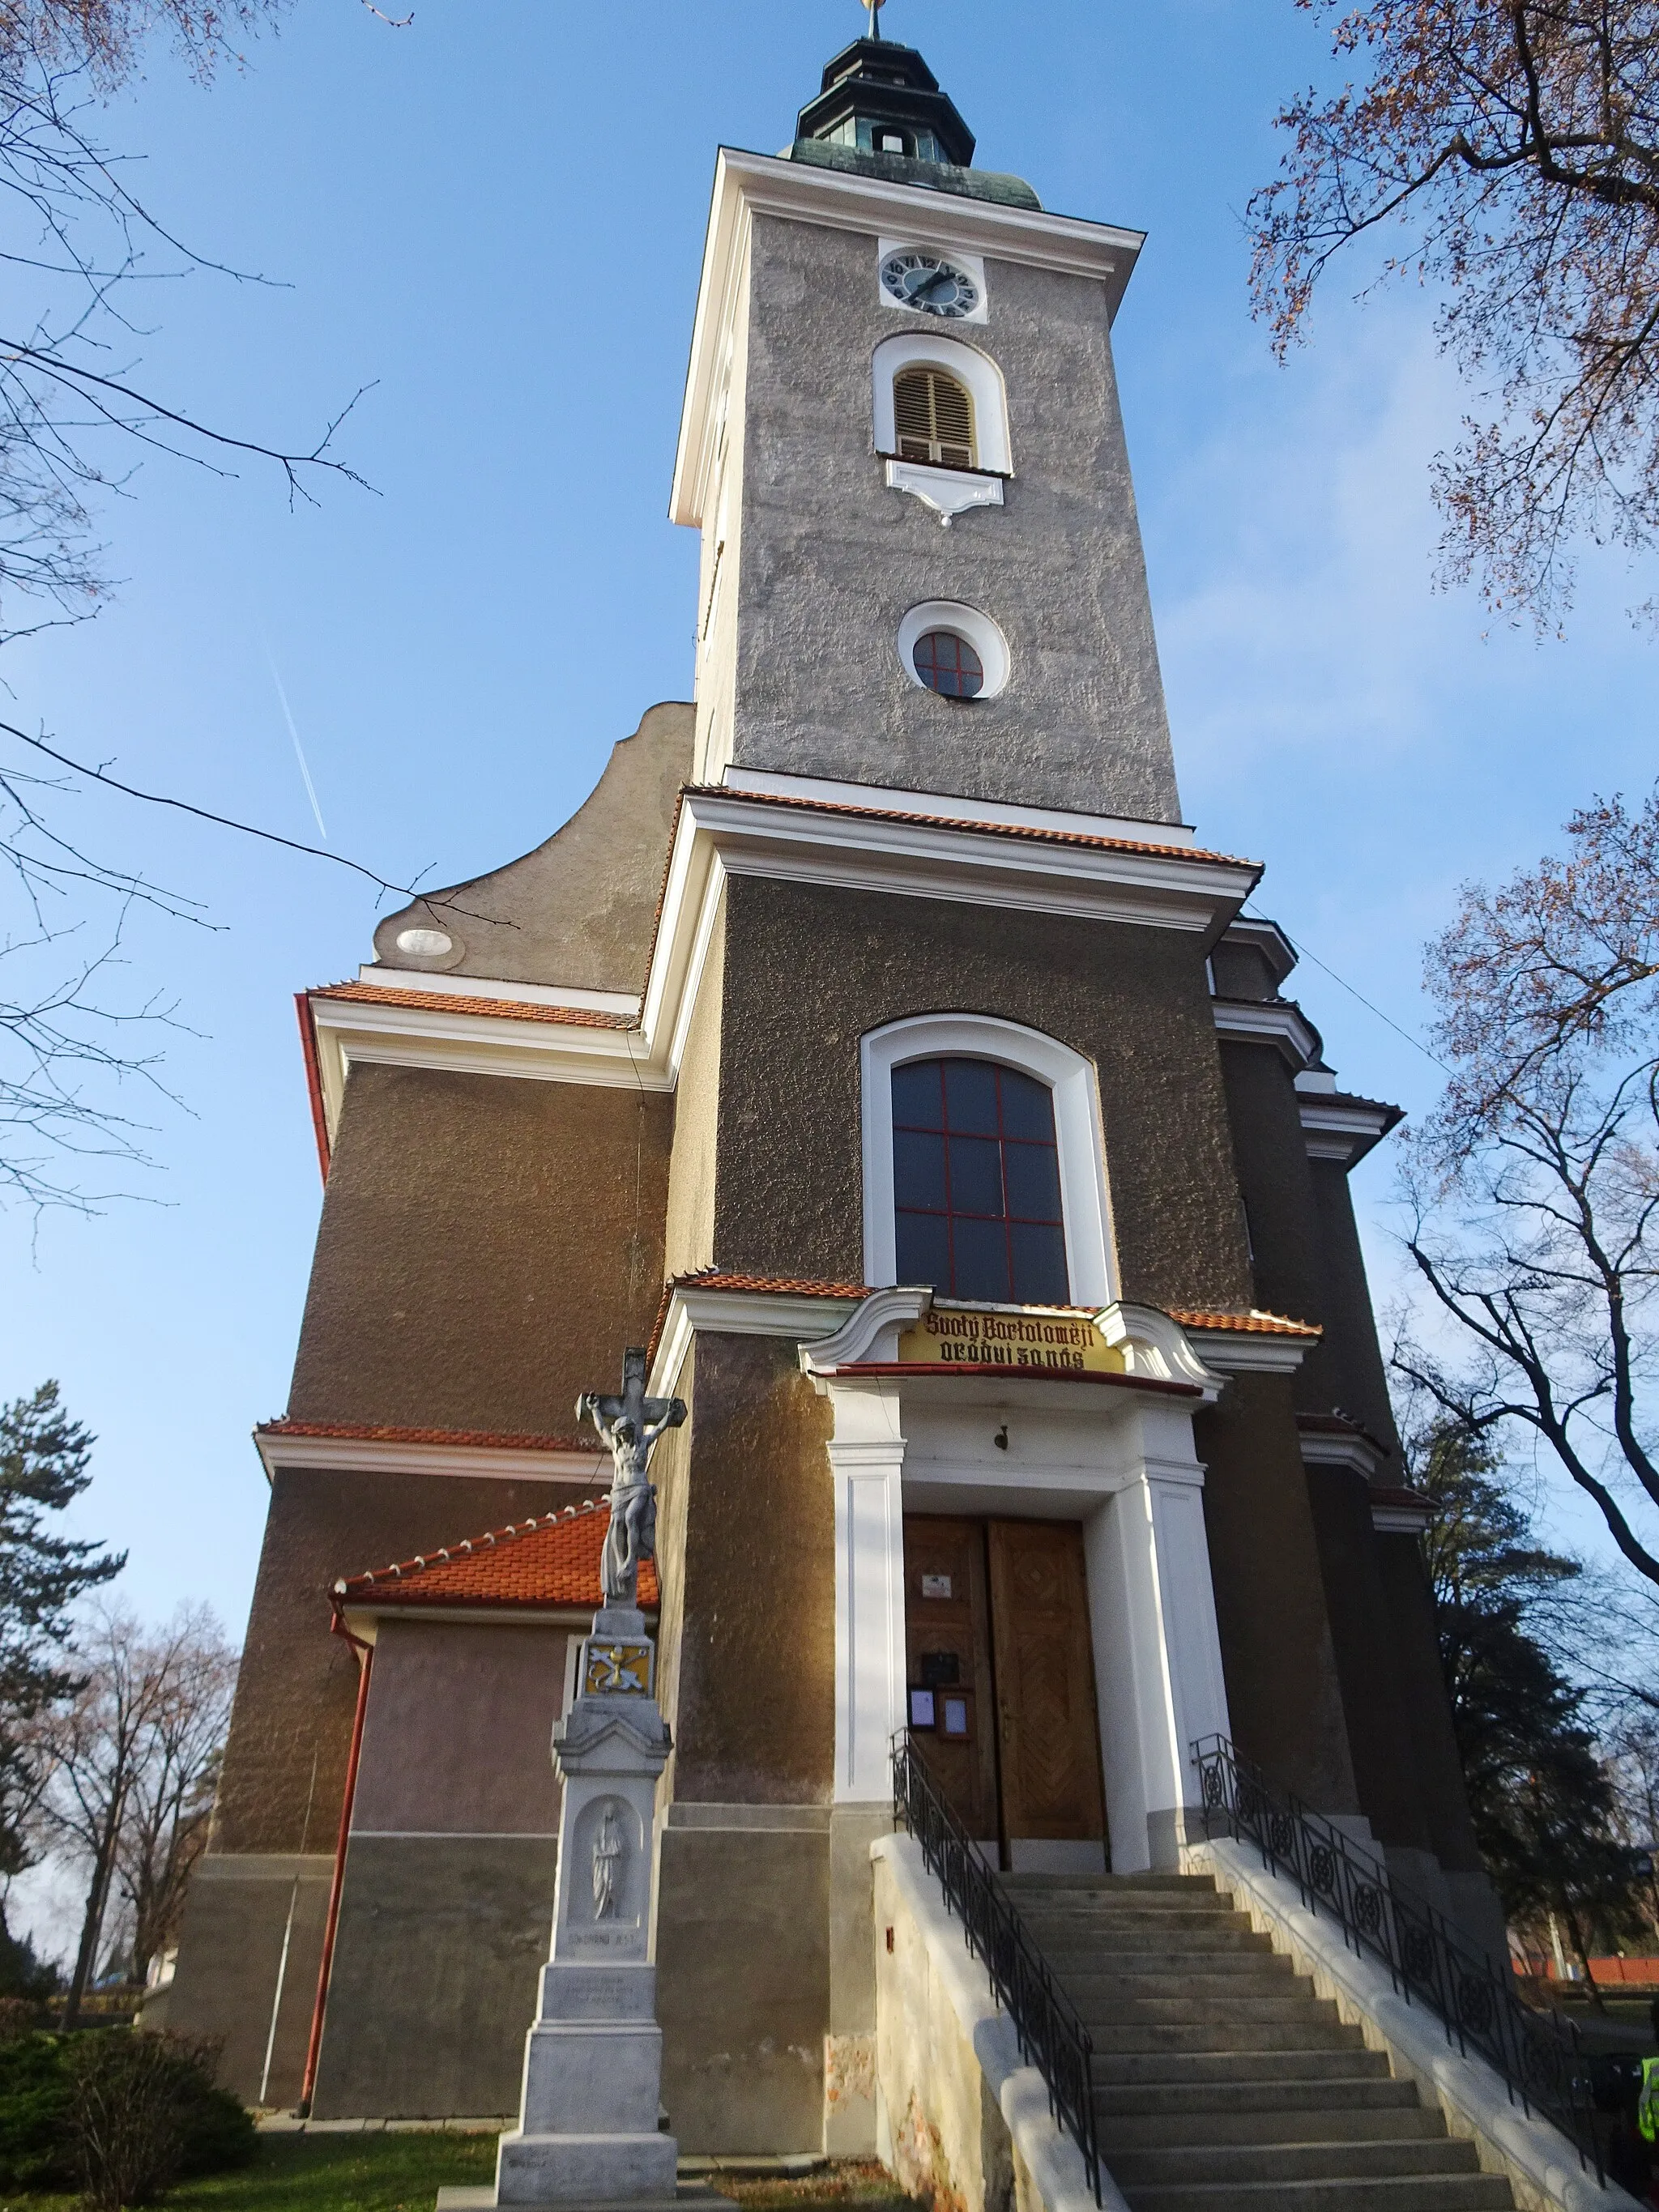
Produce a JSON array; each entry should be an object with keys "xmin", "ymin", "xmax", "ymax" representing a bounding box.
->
[{"xmin": 672, "ymin": 32, "xmax": 1183, "ymax": 825}]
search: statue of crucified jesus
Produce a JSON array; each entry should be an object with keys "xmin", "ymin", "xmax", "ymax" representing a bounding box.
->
[{"xmin": 578, "ymin": 1348, "xmax": 686, "ymax": 1610}]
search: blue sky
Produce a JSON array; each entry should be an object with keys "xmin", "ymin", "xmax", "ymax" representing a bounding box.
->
[{"xmin": 1, "ymin": 0, "xmax": 1652, "ymax": 1628}]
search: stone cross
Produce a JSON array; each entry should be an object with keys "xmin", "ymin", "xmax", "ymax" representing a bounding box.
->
[{"xmin": 578, "ymin": 1347, "xmax": 686, "ymax": 1611}]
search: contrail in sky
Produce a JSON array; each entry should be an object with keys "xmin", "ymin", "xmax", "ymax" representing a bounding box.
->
[{"xmin": 265, "ymin": 646, "xmax": 328, "ymax": 842}]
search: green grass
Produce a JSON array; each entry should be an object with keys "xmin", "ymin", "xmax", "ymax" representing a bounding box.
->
[{"xmin": 0, "ymin": 2126, "xmax": 497, "ymax": 2212}]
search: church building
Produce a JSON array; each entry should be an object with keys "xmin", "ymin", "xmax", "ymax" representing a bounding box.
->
[{"xmin": 164, "ymin": 27, "xmax": 1502, "ymax": 2158}]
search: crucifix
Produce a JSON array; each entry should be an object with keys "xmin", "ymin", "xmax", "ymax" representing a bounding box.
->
[
  {"xmin": 578, "ymin": 1347, "xmax": 686, "ymax": 1611},
  {"xmin": 863, "ymin": 0, "xmax": 885, "ymax": 40}
]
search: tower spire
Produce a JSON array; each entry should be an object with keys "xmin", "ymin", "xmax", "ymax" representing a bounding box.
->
[{"xmin": 862, "ymin": 0, "xmax": 884, "ymax": 40}]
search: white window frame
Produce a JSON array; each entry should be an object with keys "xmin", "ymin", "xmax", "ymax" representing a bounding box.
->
[
  {"xmin": 860, "ymin": 1012, "xmax": 1117, "ymax": 1305},
  {"xmin": 897, "ymin": 600, "xmax": 1010, "ymax": 699},
  {"xmin": 872, "ymin": 333, "xmax": 1011, "ymax": 475}
]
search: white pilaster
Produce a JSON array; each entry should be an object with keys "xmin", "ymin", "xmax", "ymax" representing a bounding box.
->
[
  {"xmin": 1085, "ymin": 1400, "xmax": 1231, "ymax": 1873},
  {"xmin": 827, "ymin": 1383, "xmax": 909, "ymax": 1805}
]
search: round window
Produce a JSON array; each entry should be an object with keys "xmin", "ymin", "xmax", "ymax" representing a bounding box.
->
[{"xmin": 913, "ymin": 629, "xmax": 983, "ymax": 699}]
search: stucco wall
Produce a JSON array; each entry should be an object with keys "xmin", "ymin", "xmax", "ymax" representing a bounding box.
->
[
  {"xmin": 1215, "ymin": 1039, "xmax": 1336, "ymax": 1409},
  {"xmin": 206, "ymin": 1467, "xmax": 573, "ymax": 1861},
  {"xmin": 656, "ymin": 1824, "xmax": 831, "ymax": 2154},
  {"xmin": 349, "ymin": 1619, "xmax": 568, "ymax": 1836},
  {"xmin": 164, "ymin": 1854, "xmax": 332, "ymax": 2108},
  {"xmin": 371, "ymin": 701, "xmax": 693, "ymax": 991},
  {"xmin": 288, "ymin": 1062, "xmax": 672, "ymax": 1434},
  {"xmin": 1307, "ymin": 1156, "xmax": 1401, "ymax": 1455},
  {"xmin": 310, "ymin": 1833, "xmax": 559, "ymax": 2120},
  {"xmin": 663, "ymin": 889, "xmax": 726, "ymax": 1283},
  {"xmin": 1303, "ymin": 1467, "xmax": 1434, "ymax": 1852},
  {"xmin": 707, "ymin": 872, "xmax": 1252, "ymax": 1315},
  {"xmin": 1194, "ymin": 1372, "xmax": 1359, "ymax": 1815},
  {"xmin": 724, "ymin": 213, "xmax": 1181, "ymax": 822},
  {"xmin": 667, "ymin": 1332, "xmax": 835, "ymax": 1806}
]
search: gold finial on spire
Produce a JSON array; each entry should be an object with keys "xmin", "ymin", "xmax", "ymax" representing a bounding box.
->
[{"xmin": 863, "ymin": 0, "xmax": 885, "ymax": 40}]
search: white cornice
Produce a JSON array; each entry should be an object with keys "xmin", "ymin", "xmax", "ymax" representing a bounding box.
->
[
  {"xmin": 355, "ymin": 967, "xmax": 638, "ymax": 1015},
  {"xmin": 254, "ymin": 1430, "xmax": 608, "ymax": 1487},
  {"xmin": 1212, "ymin": 997, "xmax": 1323, "ymax": 1071},
  {"xmin": 672, "ymin": 147, "xmax": 1145, "ymax": 528},
  {"xmin": 1300, "ymin": 1097, "xmax": 1400, "ymax": 1169},
  {"xmin": 723, "ymin": 767, "xmax": 1198, "ymax": 847},
  {"xmin": 650, "ymin": 1284, "xmax": 863, "ymax": 1399},
  {"xmin": 308, "ymin": 791, "xmax": 1256, "ymax": 1145},
  {"xmin": 683, "ymin": 789, "xmax": 1257, "ymax": 933},
  {"xmin": 1299, "ymin": 1428, "xmax": 1384, "ymax": 1481},
  {"xmin": 1373, "ymin": 1501, "xmax": 1431, "ymax": 1535},
  {"xmin": 1179, "ymin": 1329, "xmax": 1310, "ymax": 1375},
  {"xmin": 306, "ymin": 993, "xmax": 667, "ymax": 1150}
]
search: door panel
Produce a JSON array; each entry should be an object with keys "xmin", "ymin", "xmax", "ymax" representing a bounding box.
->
[
  {"xmin": 987, "ymin": 1519, "xmax": 1107, "ymax": 1843},
  {"xmin": 902, "ymin": 1516, "xmax": 1000, "ymax": 1841}
]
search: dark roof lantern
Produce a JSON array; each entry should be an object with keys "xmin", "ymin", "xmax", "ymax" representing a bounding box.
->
[{"xmin": 797, "ymin": 38, "xmax": 976, "ymax": 168}]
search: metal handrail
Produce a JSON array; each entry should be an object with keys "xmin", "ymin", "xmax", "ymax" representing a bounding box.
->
[
  {"xmin": 892, "ymin": 1733, "xmax": 1102, "ymax": 2203},
  {"xmin": 1191, "ymin": 1733, "xmax": 1603, "ymax": 2184}
]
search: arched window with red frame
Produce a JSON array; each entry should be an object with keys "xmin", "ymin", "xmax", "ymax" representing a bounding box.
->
[{"xmin": 891, "ymin": 1056, "xmax": 1069, "ymax": 1305}]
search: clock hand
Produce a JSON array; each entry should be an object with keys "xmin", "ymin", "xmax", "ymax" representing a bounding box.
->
[{"xmin": 913, "ymin": 267, "xmax": 957, "ymax": 301}]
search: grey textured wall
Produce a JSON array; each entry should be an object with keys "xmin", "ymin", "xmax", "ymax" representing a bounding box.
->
[
  {"xmin": 349, "ymin": 1619, "xmax": 567, "ymax": 1836},
  {"xmin": 310, "ymin": 1834, "xmax": 559, "ymax": 2120},
  {"xmin": 720, "ymin": 213, "xmax": 1181, "ymax": 822},
  {"xmin": 706, "ymin": 872, "xmax": 1253, "ymax": 1314},
  {"xmin": 656, "ymin": 1827, "xmax": 830, "ymax": 2154}
]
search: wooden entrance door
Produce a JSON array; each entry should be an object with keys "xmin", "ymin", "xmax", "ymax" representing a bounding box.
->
[
  {"xmin": 987, "ymin": 1519, "xmax": 1108, "ymax": 1852},
  {"xmin": 902, "ymin": 1514, "xmax": 1107, "ymax": 1861},
  {"xmin": 902, "ymin": 1516, "xmax": 1000, "ymax": 1840}
]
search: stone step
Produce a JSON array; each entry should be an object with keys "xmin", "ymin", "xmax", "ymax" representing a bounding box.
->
[
  {"xmin": 1067, "ymin": 1969, "xmax": 1305, "ymax": 2003},
  {"xmin": 1067, "ymin": 1950, "xmax": 1293, "ymax": 1982},
  {"xmin": 1041, "ymin": 1921, "xmax": 1273, "ymax": 1952},
  {"xmin": 1078, "ymin": 1993, "xmax": 1337, "ymax": 2028},
  {"xmin": 1095, "ymin": 2048, "xmax": 1392, "ymax": 2087},
  {"xmin": 1107, "ymin": 2137, "xmax": 1482, "ymax": 2189},
  {"xmin": 1100, "ymin": 2102, "xmax": 1447, "ymax": 2150},
  {"xmin": 1090, "ymin": 2021, "xmax": 1365, "ymax": 2056},
  {"xmin": 1003, "ymin": 1873, "xmax": 1216, "ymax": 1894},
  {"xmin": 1096, "ymin": 2075, "xmax": 1418, "ymax": 2119},
  {"xmin": 1019, "ymin": 1907, "xmax": 1257, "ymax": 1937},
  {"xmin": 1120, "ymin": 2176, "xmax": 1514, "ymax": 2212}
]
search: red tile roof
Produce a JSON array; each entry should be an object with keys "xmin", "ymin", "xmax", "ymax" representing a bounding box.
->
[
  {"xmin": 681, "ymin": 785, "xmax": 1256, "ymax": 868},
  {"xmin": 261, "ymin": 1418, "xmax": 600, "ymax": 1455},
  {"xmin": 1167, "ymin": 1308, "xmax": 1322, "ymax": 1338},
  {"xmin": 335, "ymin": 1498, "xmax": 658, "ymax": 1612},
  {"xmin": 672, "ymin": 1270, "xmax": 872, "ymax": 1298},
  {"xmin": 309, "ymin": 982, "xmax": 636, "ymax": 1029}
]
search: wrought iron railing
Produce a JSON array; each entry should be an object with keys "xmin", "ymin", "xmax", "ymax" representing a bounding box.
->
[
  {"xmin": 892, "ymin": 1733, "xmax": 1102, "ymax": 2204},
  {"xmin": 1191, "ymin": 1733, "xmax": 1602, "ymax": 2183}
]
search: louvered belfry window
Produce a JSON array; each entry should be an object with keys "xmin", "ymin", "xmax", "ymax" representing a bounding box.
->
[{"xmin": 893, "ymin": 367, "xmax": 976, "ymax": 468}]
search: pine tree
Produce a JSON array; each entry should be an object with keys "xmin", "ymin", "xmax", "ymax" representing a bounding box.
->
[
  {"xmin": 0, "ymin": 1383, "xmax": 122, "ymax": 1988},
  {"xmin": 1414, "ymin": 1419, "xmax": 1642, "ymax": 1993}
]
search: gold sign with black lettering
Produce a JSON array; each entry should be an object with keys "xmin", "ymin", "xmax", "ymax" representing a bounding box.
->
[{"xmin": 896, "ymin": 1304, "xmax": 1126, "ymax": 1376}]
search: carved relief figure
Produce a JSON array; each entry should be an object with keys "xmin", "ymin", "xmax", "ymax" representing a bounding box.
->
[{"xmin": 592, "ymin": 1802, "xmax": 625, "ymax": 1920}]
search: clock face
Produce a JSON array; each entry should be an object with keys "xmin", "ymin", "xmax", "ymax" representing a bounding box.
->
[{"xmin": 880, "ymin": 251, "xmax": 980, "ymax": 319}]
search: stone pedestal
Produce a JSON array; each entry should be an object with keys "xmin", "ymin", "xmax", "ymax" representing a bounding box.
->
[{"xmin": 493, "ymin": 1609, "xmax": 677, "ymax": 2208}]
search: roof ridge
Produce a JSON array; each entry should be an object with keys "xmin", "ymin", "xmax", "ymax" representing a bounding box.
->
[{"xmin": 339, "ymin": 1496, "xmax": 610, "ymax": 1593}]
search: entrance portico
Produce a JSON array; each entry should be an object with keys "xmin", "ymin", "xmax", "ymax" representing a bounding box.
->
[{"xmin": 801, "ymin": 1289, "xmax": 1238, "ymax": 1877}]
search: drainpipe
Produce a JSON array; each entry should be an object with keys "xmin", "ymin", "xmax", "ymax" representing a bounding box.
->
[{"xmin": 297, "ymin": 1611, "xmax": 373, "ymax": 2116}]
